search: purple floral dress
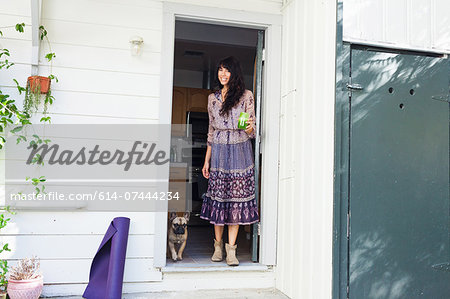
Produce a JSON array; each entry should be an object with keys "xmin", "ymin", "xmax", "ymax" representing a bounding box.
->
[{"xmin": 200, "ymin": 89, "xmax": 260, "ymax": 226}]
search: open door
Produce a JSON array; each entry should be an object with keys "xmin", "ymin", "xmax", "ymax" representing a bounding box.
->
[{"xmin": 251, "ymin": 30, "xmax": 264, "ymax": 262}]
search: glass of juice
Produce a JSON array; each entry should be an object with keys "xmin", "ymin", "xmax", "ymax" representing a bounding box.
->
[{"xmin": 238, "ymin": 112, "xmax": 249, "ymax": 129}]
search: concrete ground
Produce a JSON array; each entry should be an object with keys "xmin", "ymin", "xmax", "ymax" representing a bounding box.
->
[{"xmin": 49, "ymin": 288, "xmax": 290, "ymax": 299}]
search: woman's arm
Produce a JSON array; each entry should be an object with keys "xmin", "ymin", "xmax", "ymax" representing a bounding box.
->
[{"xmin": 202, "ymin": 145, "xmax": 212, "ymax": 179}]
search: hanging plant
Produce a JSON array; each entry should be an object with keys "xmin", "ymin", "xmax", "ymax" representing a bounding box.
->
[{"xmin": 23, "ymin": 25, "xmax": 57, "ymax": 117}]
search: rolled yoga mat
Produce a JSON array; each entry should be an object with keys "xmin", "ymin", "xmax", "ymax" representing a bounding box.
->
[{"xmin": 83, "ymin": 217, "xmax": 130, "ymax": 299}]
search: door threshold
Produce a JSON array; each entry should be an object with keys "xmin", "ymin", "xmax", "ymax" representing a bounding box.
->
[{"xmin": 162, "ymin": 262, "xmax": 269, "ymax": 273}]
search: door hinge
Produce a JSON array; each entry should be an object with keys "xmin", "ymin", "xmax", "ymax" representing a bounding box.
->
[
  {"xmin": 346, "ymin": 83, "xmax": 363, "ymax": 90},
  {"xmin": 262, "ymin": 48, "xmax": 266, "ymax": 62},
  {"xmin": 257, "ymin": 222, "xmax": 261, "ymax": 235},
  {"xmin": 346, "ymin": 212, "xmax": 350, "ymax": 239}
]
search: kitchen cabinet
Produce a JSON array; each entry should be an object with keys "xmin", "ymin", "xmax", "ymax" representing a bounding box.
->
[
  {"xmin": 186, "ymin": 88, "xmax": 210, "ymax": 112},
  {"xmin": 171, "ymin": 87, "xmax": 188, "ymax": 136},
  {"xmin": 171, "ymin": 87, "xmax": 210, "ymax": 136},
  {"xmin": 168, "ymin": 164, "xmax": 188, "ymax": 214}
]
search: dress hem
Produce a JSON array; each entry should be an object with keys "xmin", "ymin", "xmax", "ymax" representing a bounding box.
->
[{"xmin": 199, "ymin": 215, "xmax": 260, "ymax": 226}]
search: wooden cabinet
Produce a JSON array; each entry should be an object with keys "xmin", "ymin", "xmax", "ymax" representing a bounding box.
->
[
  {"xmin": 171, "ymin": 87, "xmax": 210, "ymax": 136},
  {"xmin": 171, "ymin": 87, "xmax": 188, "ymax": 136},
  {"xmin": 187, "ymin": 88, "xmax": 210, "ymax": 113},
  {"xmin": 168, "ymin": 165, "xmax": 188, "ymax": 213}
]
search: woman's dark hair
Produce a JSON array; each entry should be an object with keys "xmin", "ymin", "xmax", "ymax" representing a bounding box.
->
[{"xmin": 214, "ymin": 56, "xmax": 245, "ymax": 116}]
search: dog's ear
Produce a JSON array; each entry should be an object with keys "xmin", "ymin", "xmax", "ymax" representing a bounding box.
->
[
  {"xmin": 183, "ymin": 211, "xmax": 190, "ymax": 221},
  {"xmin": 169, "ymin": 212, "xmax": 177, "ymax": 222}
]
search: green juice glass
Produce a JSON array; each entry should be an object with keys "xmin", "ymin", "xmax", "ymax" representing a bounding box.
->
[{"xmin": 238, "ymin": 112, "xmax": 249, "ymax": 129}]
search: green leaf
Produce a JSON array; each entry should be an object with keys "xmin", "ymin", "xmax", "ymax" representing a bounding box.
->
[
  {"xmin": 40, "ymin": 116, "xmax": 51, "ymax": 123},
  {"xmin": 39, "ymin": 25, "xmax": 47, "ymax": 40},
  {"xmin": 15, "ymin": 23, "xmax": 25, "ymax": 33},
  {"xmin": 48, "ymin": 74, "xmax": 59, "ymax": 83},
  {"xmin": 13, "ymin": 79, "xmax": 26, "ymax": 94},
  {"xmin": 45, "ymin": 53, "xmax": 56, "ymax": 61},
  {"xmin": 10, "ymin": 126, "xmax": 23, "ymax": 133}
]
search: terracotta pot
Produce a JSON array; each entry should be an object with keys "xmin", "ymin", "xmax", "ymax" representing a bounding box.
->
[
  {"xmin": 27, "ymin": 76, "xmax": 51, "ymax": 94},
  {"xmin": 7, "ymin": 276, "xmax": 43, "ymax": 299}
]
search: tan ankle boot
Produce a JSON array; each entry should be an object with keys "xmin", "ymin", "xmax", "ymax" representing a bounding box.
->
[
  {"xmin": 225, "ymin": 243, "xmax": 239, "ymax": 266},
  {"xmin": 211, "ymin": 239, "xmax": 224, "ymax": 262}
]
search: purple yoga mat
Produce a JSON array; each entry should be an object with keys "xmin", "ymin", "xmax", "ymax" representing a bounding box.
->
[{"xmin": 83, "ymin": 217, "xmax": 130, "ymax": 299}]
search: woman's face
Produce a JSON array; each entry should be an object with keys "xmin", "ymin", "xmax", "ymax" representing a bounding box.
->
[{"xmin": 218, "ymin": 66, "xmax": 231, "ymax": 87}]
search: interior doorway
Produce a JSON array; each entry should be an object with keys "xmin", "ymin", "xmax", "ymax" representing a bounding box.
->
[{"xmin": 167, "ymin": 20, "xmax": 264, "ymax": 267}]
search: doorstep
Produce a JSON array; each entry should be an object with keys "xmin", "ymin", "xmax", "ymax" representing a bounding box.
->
[{"xmin": 162, "ymin": 262, "xmax": 269, "ymax": 272}]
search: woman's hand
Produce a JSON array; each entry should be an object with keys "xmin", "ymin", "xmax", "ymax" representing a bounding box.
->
[
  {"xmin": 245, "ymin": 116, "xmax": 255, "ymax": 135},
  {"xmin": 202, "ymin": 161, "xmax": 210, "ymax": 179}
]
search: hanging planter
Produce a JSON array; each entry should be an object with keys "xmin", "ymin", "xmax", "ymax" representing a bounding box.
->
[
  {"xmin": 26, "ymin": 76, "xmax": 51, "ymax": 94},
  {"xmin": 23, "ymin": 76, "xmax": 53, "ymax": 115},
  {"xmin": 22, "ymin": 26, "xmax": 57, "ymax": 117}
]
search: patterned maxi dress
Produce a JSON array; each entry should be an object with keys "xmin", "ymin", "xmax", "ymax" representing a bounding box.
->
[{"xmin": 200, "ymin": 89, "xmax": 260, "ymax": 225}]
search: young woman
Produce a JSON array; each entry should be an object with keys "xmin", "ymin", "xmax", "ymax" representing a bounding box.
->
[{"xmin": 200, "ymin": 56, "xmax": 259, "ymax": 266}]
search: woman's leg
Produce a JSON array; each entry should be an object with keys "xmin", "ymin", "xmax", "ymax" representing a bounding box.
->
[
  {"xmin": 227, "ymin": 224, "xmax": 239, "ymax": 246},
  {"xmin": 214, "ymin": 225, "xmax": 224, "ymax": 241}
]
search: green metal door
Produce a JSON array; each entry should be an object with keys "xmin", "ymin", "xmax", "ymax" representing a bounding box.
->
[{"xmin": 348, "ymin": 47, "xmax": 450, "ymax": 298}]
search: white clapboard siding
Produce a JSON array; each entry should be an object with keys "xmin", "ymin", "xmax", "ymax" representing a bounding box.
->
[
  {"xmin": 39, "ymin": 43, "xmax": 162, "ymax": 75},
  {"xmin": 42, "ymin": 0, "xmax": 163, "ymax": 30},
  {"xmin": 0, "ymin": 15, "xmax": 32, "ymax": 41},
  {"xmin": 46, "ymin": 67, "xmax": 159, "ymax": 97},
  {"xmin": 0, "ymin": 63, "xmax": 29, "ymax": 87},
  {"xmin": 277, "ymin": 0, "xmax": 336, "ymax": 299},
  {"xmin": 0, "ymin": 0, "xmax": 30, "ymax": 16},
  {"xmin": 95, "ymin": 0, "xmax": 163, "ymax": 9},
  {"xmin": 166, "ymin": 0, "xmax": 282, "ymax": 14},
  {"xmin": 34, "ymin": 258, "xmax": 161, "ymax": 283},
  {"xmin": 1, "ymin": 235, "xmax": 154, "ymax": 259},
  {"xmin": 27, "ymin": 113, "xmax": 159, "ymax": 124},
  {"xmin": 1, "ymin": 212, "xmax": 156, "ymax": 235},
  {"xmin": 40, "ymin": 19, "xmax": 161, "ymax": 53},
  {"xmin": 0, "ymin": 64, "xmax": 160, "ymax": 97},
  {"xmin": 0, "ymin": 39, "xmax": 31, "ymax": 64},
  {"xmin": 343, "ymin": 0, "xmax": 450, "ymax": 53},
  {"xmin": 1, "ymin": 87, "xmax": 159, "ymax": 119}
]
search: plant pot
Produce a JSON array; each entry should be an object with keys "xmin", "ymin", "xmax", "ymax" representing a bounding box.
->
[
  {"xmin": 27, "ymin": 76, "xmax": 51, "ymax": 94},
  {"xmin": 7, "ymin": 276, "xmax": 43, "ymax": 299},
  {"xmin": 0, "ymin": 291, "xmax": 7, "ymax": 299}
]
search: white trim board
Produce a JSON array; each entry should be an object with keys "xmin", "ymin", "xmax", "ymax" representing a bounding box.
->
[{"xmin": 156, "ymin": 2, "xmax": 282, "ymax": 267}]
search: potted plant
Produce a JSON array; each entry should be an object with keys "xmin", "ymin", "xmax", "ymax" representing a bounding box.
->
[
  {"xmin": 23, "ymin": 25, "xmax": 57, "ymax": 115},
  {"xmin": 7, "ymin": 257, "xmax": 43, "ymax": 299}
]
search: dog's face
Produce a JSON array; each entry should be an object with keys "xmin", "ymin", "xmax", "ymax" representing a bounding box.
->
[{"xmin": 169, "ymin": 212, "xmax": 190, "ymax": 235}]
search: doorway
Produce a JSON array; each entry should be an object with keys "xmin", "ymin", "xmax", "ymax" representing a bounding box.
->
[
  {"xmin": 167, "ymin": 20, "xmax": 264, "ymax": 267},
  {"xmin": 343, "ymin": 45, "xmax": 450, "ymax": 298}
]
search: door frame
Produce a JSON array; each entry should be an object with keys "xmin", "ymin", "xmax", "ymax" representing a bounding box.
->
[{"xmin": 155, "ymin": 2, "xmax": 282, "ymax": 267}]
